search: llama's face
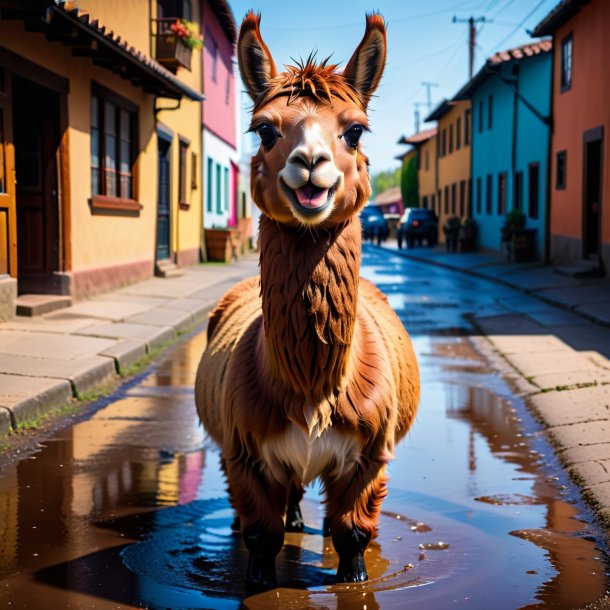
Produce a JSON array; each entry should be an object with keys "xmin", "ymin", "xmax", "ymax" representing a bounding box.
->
[
  {"xmin": 249, "ymin": 96, "xmax": 371, "ymax": 228},
  {"xmin": 238, "ymin": 12, "xmax": 386, "ymax": 229}
]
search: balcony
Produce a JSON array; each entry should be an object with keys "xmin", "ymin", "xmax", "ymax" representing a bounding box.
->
[{"xmin": 153, "ymin": 18, "xmax": 193, "ymax": 72}]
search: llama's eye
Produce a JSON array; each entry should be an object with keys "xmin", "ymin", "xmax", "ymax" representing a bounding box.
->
[
  {"xmin": 256, "ymin": 124, "xmax": 279, "ymax": 149},
  {"xmin": 344, "ymin": 125, "xmax": 364, "ymax": 149}
]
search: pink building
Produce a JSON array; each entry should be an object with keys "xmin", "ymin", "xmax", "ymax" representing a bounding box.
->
[{"xmin": 201, "ymin": 0, "xmax": 238, "ymax": 228}]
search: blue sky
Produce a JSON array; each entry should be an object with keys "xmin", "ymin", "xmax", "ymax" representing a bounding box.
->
[{"xmin": 231, "ymin": 0, "xmax": 558, "ymax": 175}]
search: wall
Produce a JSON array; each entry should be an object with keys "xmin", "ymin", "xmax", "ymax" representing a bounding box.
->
[
  {"xmin": 550, "ymin": 0, "xmax": 610, "ymax": 268},
  {"xmin": 418, "ymin": 135, "xmax": 437, "ymax": 213},
  {"xmin": 202, "ymin": 0, "xmax": 236, "ymax": 149}
]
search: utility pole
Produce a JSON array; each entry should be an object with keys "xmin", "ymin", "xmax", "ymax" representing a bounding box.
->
[
  {"xmin": 452, "ymin": 15, "xmax": 489, "ymax": 80},
  {"xmin": 413, "ymin": 102, "xmax": 427, "ymax": 133},
  {"xmin": 421, "ymin": 81, "xmax": 439, "ymax": 113}
]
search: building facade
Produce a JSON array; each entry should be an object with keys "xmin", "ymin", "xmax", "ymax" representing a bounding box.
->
[
  {"xmin": 399, "ymin": 127, "xmax": 437, "ymax": 213},
  {"xmin": 201, "ymin": 0, "xmax": 238, "ymax": 230},
  {"xmin": 426, "ymin": 99, "xmax": 471, "ymax": 243},
  {"xmin": 0, "ymin": 0, "xmax": 204, "ymax": 319},
  {"xmin": 533, "ymin": 0, "xmax": 609, "ymax": 273},
  {"xmin": 456, "ymin": 41, "xmax": 552, "ymax": 258}
]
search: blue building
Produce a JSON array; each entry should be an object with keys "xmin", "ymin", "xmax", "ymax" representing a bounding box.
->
[{"xmin": 455, "ymin": 41, "xmax": 552, "ymax": 259}]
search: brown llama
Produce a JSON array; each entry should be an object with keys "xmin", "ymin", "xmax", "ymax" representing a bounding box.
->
[{"xmin": 195, "ymin": 11, "xmax": 420, "ymax": 589}]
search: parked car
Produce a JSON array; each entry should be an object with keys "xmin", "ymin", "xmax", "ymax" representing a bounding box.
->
[
  {"xmin": 397, "ymin": 208, "xmax": 438, "ymax": 248},
  {"xmin": 359, "ymin": 205, "xmax": 389, "ymax": 245}
]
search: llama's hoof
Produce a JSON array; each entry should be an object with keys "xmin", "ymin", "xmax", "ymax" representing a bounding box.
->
[
  {"xmin": 285, "ymin": 503, "xmax": 304, "ymax": 533},
  {"xmin": 322, "ymin": 516, "xmax": 332, "ymax": 537},
  {"xmin": 335, "ymin": 552, "xmax": 368, "ymax": 583},
  {"xmin": 246, "ymin": 554, "xmax": 277, "ymax": 591}
]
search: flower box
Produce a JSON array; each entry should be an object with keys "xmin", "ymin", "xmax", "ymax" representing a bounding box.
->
[{"xmin": 156, "ymin": 34, "xmax": 192, "ymax": 71}]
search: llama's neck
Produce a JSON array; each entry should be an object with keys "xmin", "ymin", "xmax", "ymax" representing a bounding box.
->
[{"xmin": 258, "ymin": 215, "xmax": 361, "ymax": 405}]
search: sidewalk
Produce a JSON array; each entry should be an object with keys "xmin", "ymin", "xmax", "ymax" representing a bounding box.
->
[
  {"xmin": 382, "ymin": 240, "xmax": 610, "ymax": 528},
  {"xmin": 0, "ymin": 256, "xmax": 259, "ymax": 438}
]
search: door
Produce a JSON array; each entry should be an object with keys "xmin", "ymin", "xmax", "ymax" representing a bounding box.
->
[
  {"xmin": 0, "ymin": 67, "xmax": 17, "ymax": 279},
  {"xmin": 157, "ymin": 135, "xmax": 171, "ymax": 261},
  {"xmin": 583, "ymin": 128, "xmax": 603, "ymax": 259},
  {"xmin": 228, "ymin": 161, "xmax": 238, "ymax": 227},
  {"xmin": 13, "ymin": 75, "xmax": 60, "ymax": 294}
]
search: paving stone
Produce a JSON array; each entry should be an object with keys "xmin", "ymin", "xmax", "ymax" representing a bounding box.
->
[
  {"xmin": 0, "ymin": 374, "xmax": 72, "ymax": 429},
  {"xmin": 65, "ymin": 300, "xmax": 160, "ymax": 321},
  {"xmin": 551, "ymin": 324, "xmax": 610, "ymax": 360},
  {"xmin": 76, "ymin": 323, "xmax": 175, "ymax": 350},
  {"xmin": 538, "ymin": 282, "xmax": 610, "ymax": 308},
  {"xmin": 587, "ymin": 481, "xmax": 610, "ymax": 518},
  {"xmin": 124, "ymin": 309, "xmax": 193, "ymax": 333},
  {"xmin": 0, "ymin": 407, "xmax": 10, "ymax": 436},
  {"xmin": 576, "ymin": 301, "xmax": 610, "ymax": 326},
  {"xmin": 474, "ymin": 313, "xmax": 547, "ymax": 336},
  {"xmin": 560, "ymin": 443, "xmax": 610, "ymax": 466},
  {"xmin": 570, "ymin": 460, "xmax": 610, "ymax": 487},
  {"xmin": 0, "ymin": 330, "xmax": 115, "ymax": 360},
  {"xmin": 531, "ymin": 368, "xmax": 610, "ymax": 390},
  {"xmin": 99, "ymin": 339, "xmax": 147, "ymax": 373},
  {"xmin": 506, "ymin": 350, "xmax": 599, "ymax": 378},
  {"xmin": 486, "ymin": 334, "xmax": 568, "ymax": 355},
  {"xmin": 0, "ymin": 353, "xmax": 115, "ymax": 396},
  {"xmin": 162, "ymin": 298, "xmax": 213, "ymax": 324},
  {"xmin": 547, "ymin": 420, "xmax": 610, "ymax": 450},
  {"xmin": 530, "ymin": 386, "xmax": 610, "ymax": 427}
]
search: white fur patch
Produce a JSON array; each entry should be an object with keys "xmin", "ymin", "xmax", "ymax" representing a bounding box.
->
[{"xmin": 261, "ymin": 424, "xmax": 360, "ymax": 485}]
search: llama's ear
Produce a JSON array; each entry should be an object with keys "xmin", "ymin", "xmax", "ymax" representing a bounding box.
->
[
  {"xmin": 343, "ymin": 13, "xmax": 387, "ymax": 107},
  {"xmin": 238, "ymin": 11, "xmax": 278, "ymax": 102}
]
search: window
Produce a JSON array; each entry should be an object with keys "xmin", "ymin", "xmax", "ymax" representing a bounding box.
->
[
  {"xmin": 486, "ymin": 174, "xmax": 492, "ymax": 214},
  {"xmin": 488, "ymin": 94, "xmax": 493, "ymax": 130},
  {"xmin": 464, "ymin": 109, "xmax": 471, "ymax": 145},
  {"xmin": 442, "ymin": 129, "xmax": 447, "ymax": 157},
  {"xmin": 438, "ymin": 190, "xmax": 442, "ymax": 214},
  {"xmin": 215, "ymin": 162, "xmax": 222, "ymax": 213},
  {"xmin": 224, "ymin": 166, "xmax": 229, "ymax": 212},
  {"xmin": 191, "ymin": 152, "xmax": 197, "ymax": 189},
  {"xmin": 211, "ymin": 39, "xmax": 219, "ymax": 82},
  {"xmin": 436, "ymin": 131, "xmax": 441, "ymax": 159},
  {"xmin": 90, "ymin": 84, "xmax": 137, "ymax": 207},
  {"xmin": 476, "ymin": 177, "xmax": 482, "ymax": 214},
  {"xmin": 178, "ymin": 138, "xmax": 189, "ymax": 206},
  {"xmin": 417, "ymin": 151, "xmax": 421, "ymax": 170},
  {"xmin": 451, "ymin": 183, "xmax": 456, "ymax": 214},
  {"xmin": 459, "ymin": 180, "xmax": 466, "ymax": 217},
  {"xmin": 444, "ymin": 185, "xmax": 449, "ymax": 214},
  {"xmin": 529, "ymin": 163, "xmax": 540, "ymax": 219},
  {"xmin": 478, "ymin": 100, "xmax": 484, "ymax": 133},
  {"xmin": 561, "ymin": 33, "xmax": 573, "ymax": 92},
  {"xmin": 0, "ymin": 108, "xmax": 5, "ymax": 194},
  {"xmin": 225, "ymin": 73, "xmax": 231, "ymax": 105},
  {"xmin": 498, "ymin": 172, "xmax": 507, "ymax": 215},
  {"xmin": 456, "ymin": 117, "xmax": 462, "ymax": 150},
  {"xmin": 449, "ymin": 124, "xmax": 454, "ymax": 154},
  {"xmin": 425, "ymin": 149, "xmax": 429, "ymax": 171},
  {"xmin": 206, "ymin": 157, "xmax": 213, "ymax": 212},
  {"xmin": 468, "ymin": 179, "xmax": 472, "ymax": 217},
  {"xmin": 431, "ymin": 193, "xmax": 436, "ymax": 213},
  {"xmin": 556, "ymin": 151, "xmax": 567, "ymax": 189},
  {"xmin": 514, "ymin": 171, "xmax": 523, "ymax": 210}
]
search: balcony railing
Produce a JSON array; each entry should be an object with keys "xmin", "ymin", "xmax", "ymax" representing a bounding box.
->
[{"xmin": 152, "ymin": 18, "xmax": 192, "ymax": 72}]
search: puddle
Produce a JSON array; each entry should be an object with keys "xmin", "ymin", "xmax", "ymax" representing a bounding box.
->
[{"xmin": 0, "ymin": 249, "xmax": 609, "ymax": 608}]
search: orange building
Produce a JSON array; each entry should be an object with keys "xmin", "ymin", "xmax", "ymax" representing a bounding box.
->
[
  {"xmin": 533, "ymin": 0, "xmax": 610, "ymax": 273},
  {"xmin": 425, "ymin": 99, "xmax": 472, "ymax": 242}
]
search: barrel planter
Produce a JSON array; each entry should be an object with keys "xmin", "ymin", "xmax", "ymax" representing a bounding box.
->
[{"xmin": 205, "ymin": 228, "xmax": 241, "ymax": 263}]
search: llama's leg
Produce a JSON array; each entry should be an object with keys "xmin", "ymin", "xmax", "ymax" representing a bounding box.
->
[
  {"xmin": 285, "ymin": 482, "xmax": 305, "ymax": 533},
  {"xmin": 220, "ymin": 457, "xmax": 241, "ymax": 533},
  {"xmin": 225, "ymin": 454, "xmax": 288, "ymax": 589},
  {"xmin": 325, "ymin": 465, "xmax": 388, "ymax": 583}
]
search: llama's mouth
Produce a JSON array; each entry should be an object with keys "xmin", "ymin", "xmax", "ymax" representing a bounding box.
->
[{"xmin": 281, "ymin": 179, "xmax": 338, "ymax": 217}]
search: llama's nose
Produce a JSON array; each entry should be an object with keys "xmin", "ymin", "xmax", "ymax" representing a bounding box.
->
[{"xmin": 288, "ymin": 147, "xmax": 331, "ymax": 171}]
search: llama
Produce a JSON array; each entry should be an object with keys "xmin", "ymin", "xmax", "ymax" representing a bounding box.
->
[{"xmin": 195, "ymin": 11, "xmax": 420, "ymax": 589}]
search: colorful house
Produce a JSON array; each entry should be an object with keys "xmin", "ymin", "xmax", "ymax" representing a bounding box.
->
[
  {"xmin": 533, "ymin": 0, "xmax": 609, "ymax": 273},
  {"xmin": 0, "ymin": 0, "xmax": 204, "ymax": 320},
  {"xmin": 455, "ymin": 41, "xmax": 552, "ymax": 258},
  {"xmin": 395, "ymin": 146, "xmax": 418, "ymax": 211},
  {"xmin": 398, "ymin": 127, "xmax": 437, "ymax": 212},
  {"xmin": 425, "ymin": 99, "xmax": 471, "ymax": 242},
  {"xmin": 201, "ymin": 0, "xmax": 238, "ymax": 230}
]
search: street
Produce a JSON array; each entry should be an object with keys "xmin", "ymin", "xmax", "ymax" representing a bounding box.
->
[{"xmin": 0, "ymin": 245, "xmax": 609, "ymax": 609}]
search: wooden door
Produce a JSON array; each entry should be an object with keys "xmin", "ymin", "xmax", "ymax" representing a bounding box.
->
[
  {"xmin": 0, "ymin": 66, "xmax": 17, "ymax": 279},
  {"xmin": 157, "ymin": 136, "xmax": 171, "ymax": 261},
  {"xmin": 13, "ymin": 75, "xmax": 60, "ymax": 293},
  {"xmin": 583, "ymin": 128, "xmax": 603, "ymax": 259}
]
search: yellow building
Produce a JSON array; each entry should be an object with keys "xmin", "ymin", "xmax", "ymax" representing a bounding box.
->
[
  {"xmin": 425, "ymin": 99, "xmax": 471, "ymax": 241},
  {"xmin": 400, "ymin": 127, "xmax": 437, "ymax": 213},
  {"xmin": 0, "ymin": 0, "xmax": 204, "ymax": 320}
]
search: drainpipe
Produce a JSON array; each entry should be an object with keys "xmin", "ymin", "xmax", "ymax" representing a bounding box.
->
[
  {"xmin": 544, "ymin": 43, "xmax": 555, "ymax": 265},
  {"xmin": 511, "ymin": 64, "xmax": 518, "ymax": 212}
]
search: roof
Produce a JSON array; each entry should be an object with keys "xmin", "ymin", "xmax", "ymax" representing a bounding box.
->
[
  {"xmin": 454, "ymin": 40, "xmax": 552, "ymax": 100},
  {"xmin": 208, "ymin": 0, "xmax": 238, "ymax": 46},
  {"xmin": 395, "ymin": 147, "xmax": 414, "ymax": 161},
  {"xmin": 398, "ymin": 126, "xmax": 437, "ymax": 146},
  {"xmin": 425, "ymin": 99, "xmax": 452, "ymax": 122},
  {"xmin": 374, "ymin": 186, "xmax": 402, "ymax": 206},
  {"xmin": 532, "ymin": 0, "xmax": 592, "ymax": 36},
  {"xmin": 1, "ymin": 1, "xmax": 204, "ymax": 101}
]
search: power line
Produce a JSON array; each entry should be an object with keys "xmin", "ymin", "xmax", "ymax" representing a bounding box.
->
[{"xmin": 453, "ymin": 15, "xmax": 489, "ymax": 79}]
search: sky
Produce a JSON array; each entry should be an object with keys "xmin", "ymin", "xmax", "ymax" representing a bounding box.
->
[{"xmin": 230, "ymin": 0, "xmax": 558, "ymax": 175}]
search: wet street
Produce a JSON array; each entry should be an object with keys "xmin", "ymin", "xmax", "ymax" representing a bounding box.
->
[{"xmin": 0, "ymin": 245, "xmax": 609, "ymax": 609}]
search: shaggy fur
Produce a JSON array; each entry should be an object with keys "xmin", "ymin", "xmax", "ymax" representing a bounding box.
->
[{"xmin": 195, "ymin": 10, "xmax": 420, "ymax": 586}]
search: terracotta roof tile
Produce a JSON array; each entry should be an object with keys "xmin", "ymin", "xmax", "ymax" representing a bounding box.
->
[
  {"xmin": 488, "ymin": 40, "xmax": 553, "ymax": 65},
  {"xmin": 398, "ymin": 126, "xmax": 437, "ymax": 146}
]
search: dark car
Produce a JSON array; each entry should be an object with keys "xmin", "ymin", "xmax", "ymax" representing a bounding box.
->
[
  {"xmin": 397, "ymin": 208, "xmax": 438, "ymax": 248},
  {"xmin": 359, "ymin": 206, "xmax": 389, "ymax": 245}
]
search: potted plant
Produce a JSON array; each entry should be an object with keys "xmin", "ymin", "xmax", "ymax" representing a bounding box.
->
[
  {"xmin": 443, "ymin": 216, "xmax": 461, "ymax": 253},
  {"xmin": 501, "ymin": 209, "xmax": 526, "ymax": 260},
  {"xmin": 459, "ymin": 218, "xmax": 477, "ymax": 252},
  {"xmin": 156, "ymin": 19, "xmax": 202, "ymax": 71}
]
